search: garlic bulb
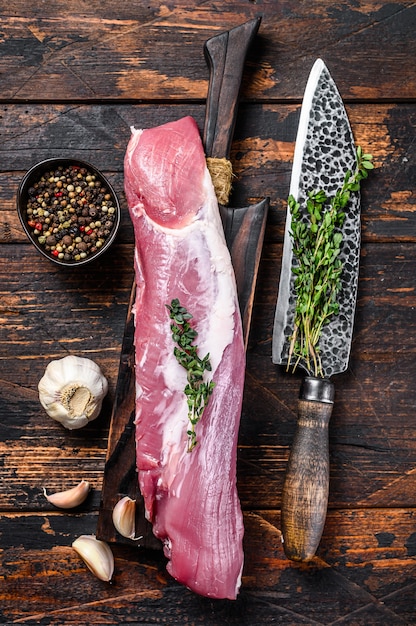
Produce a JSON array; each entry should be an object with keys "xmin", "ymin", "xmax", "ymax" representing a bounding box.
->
[
  {"xmin": 72, "ymin": 535, "xmax": 114, "ymax": 582},
  {"xmin": 38, "ymin": 355, "xmax": 108, "ymax": 429},
  {"xmin": 43, "ymin": 480, "xmax": 90, "ymax": 509}
]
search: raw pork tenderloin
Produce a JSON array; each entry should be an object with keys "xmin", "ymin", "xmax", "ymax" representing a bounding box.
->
[{"xmin": 124, "ymin": 116, "xmax": 246, "ymax": 599}]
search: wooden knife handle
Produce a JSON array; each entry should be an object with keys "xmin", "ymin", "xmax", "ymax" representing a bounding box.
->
[
  {"xmin": 281, "ymin": 377, "xmax": 335, "ymax": 562},
  {"xmin": 203, "ymin": 17, "xmax": 261, "ymax": 159}
]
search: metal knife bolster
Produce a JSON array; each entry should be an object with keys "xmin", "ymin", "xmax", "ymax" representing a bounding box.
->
[{"xmin": 300, "ymin": 377, "xmax": 334, "ymax": 404}]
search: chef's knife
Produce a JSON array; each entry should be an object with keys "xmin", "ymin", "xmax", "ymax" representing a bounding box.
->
[
  {"xmin": 203, "ymin": 17, "xmax": 269, "ymax": 348},
  {"xmin": 272, "ymin": 59, "xmax": 361, "ymax": 561}
]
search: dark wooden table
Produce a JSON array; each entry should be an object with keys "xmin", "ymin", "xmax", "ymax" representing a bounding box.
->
[{"xmin": 1, "ymin": 2, "xmax": 415, "ymax": 624}]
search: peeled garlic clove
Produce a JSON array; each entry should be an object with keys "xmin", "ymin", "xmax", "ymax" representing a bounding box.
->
[
  {"xmin": 112, "ymin": 496, "xmax": 141, "ymax": 540},
  {"xmin": 43, "ymin": 480, "xmax": 90, "ymax": 509},
  {"xmin": 72, "ymin": 535, "xmax": 114, "ymax": 582},
  {"xmin": 38, "ymin": 355, "xmax": 108, "ymax": 430}
]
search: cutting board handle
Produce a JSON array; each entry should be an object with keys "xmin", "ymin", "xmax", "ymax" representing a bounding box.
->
[
  {"xmin": 281, "ymin": 377, "xmax": 335, "ymax": 561},
  {"xmin": 203, "ymin": 17, "xmax": 261, "ymax": 159}
]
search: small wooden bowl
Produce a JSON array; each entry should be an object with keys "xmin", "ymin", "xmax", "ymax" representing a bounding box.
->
[{"xmin": 17, "ymin": 158, "xmax": 121, "ymax": 267}]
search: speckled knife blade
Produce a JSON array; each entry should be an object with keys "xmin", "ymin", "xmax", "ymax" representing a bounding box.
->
[{"xmin": 272, "ymin": 58, "xmax": 360, "ymax": 378}]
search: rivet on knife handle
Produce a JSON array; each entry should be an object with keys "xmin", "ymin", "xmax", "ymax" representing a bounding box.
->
[{"xmin": 281, "ymin": 377, "xmax": 334, "ymax": 562}]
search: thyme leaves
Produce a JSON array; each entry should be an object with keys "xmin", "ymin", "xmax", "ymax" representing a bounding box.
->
[
  {"xmin": 287, "ymin": 147, "xmax": 374, "ymax": 377},
  {"xmin": 166, "ymin": 298, "xmax": 215, "ymax": 452}
]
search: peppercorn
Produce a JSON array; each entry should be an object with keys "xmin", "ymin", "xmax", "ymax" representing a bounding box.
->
[{"xmin": 24, "ymin": 164, "xmax": 118, "ymax": 263}]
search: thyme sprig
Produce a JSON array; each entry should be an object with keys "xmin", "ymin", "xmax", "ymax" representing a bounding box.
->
[
  {"xmin": 166, "ymin": 298, "xmax": 215, "ymax": 452},
  {"xmin": 287, "ymin": 147, "xmax": 374, "ymax": 377}
]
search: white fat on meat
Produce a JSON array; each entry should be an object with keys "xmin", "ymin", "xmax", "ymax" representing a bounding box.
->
[{"xmin": 124, "ymin": 116, "xmax": 245, "ymax": 600}]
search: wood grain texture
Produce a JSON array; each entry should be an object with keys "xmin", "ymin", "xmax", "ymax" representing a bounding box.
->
[
  {"xmin": 1, "ymin": 241, "xmax": 416, "ymax": 515},
  {"xmin": 0, "ymin": 103, "xmax": 414, "ymax": 245},
  {"xmin": 95, "ymin": 281, "xmax": 161, "ymax": 549},
  {"xmin": 281, "ymin": 394, "xmax": 333, "ymax": 562},
  {"xmin": 1, "ymin": 509, "xmax": 415, "ymax": 624},
  {"xmin": 0, "ymin": 1, "xmax": 415, "ymax": 623},
  {"xmin": 0, "ymin": 1, "xmax": 414, "ymax": 101}
]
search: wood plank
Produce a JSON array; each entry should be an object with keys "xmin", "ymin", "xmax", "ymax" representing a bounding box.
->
[
  {"xmin": 0, "ymin": 103, "xmax": 415, "ymax": 245},
  {"xmin": 258, "ymin": 508, "xmax": 416, "ymax": 600},
  {"xmin": 1, "ymin": 509, "xmax": 415, "ymax": 624},
  {"xmin": 0, "ymin": 0, "xmax": 415, "ymax": 622},
  {"xmin": 1, "ymin": 240, "xmax": 416, "ymax": 511},
  {"xmin": 95, "ymin": 281, "xmax": 161, "ymax": 549},
  {"xmin": 240, "ymin": 240, "xmax": 416, "ymax": 509},
  {"xmin": 0, "ymin": 2, "xmax": 414, "ymax": 101}
]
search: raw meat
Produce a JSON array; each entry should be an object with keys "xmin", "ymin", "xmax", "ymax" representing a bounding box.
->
[{"xmin": 124, "ymin": 116, "xmax": 246, "ymax": 600}]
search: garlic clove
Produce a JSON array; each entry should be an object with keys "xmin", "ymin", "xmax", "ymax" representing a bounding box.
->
[
  {"xmin": 38, "ymin": 355, "xmax": 108, "ymax": 430},
  {"xmin": 72, "ymin": 534, "xmax": 114, "ymax": 582},
  {"xmin": 43, "ymin": 480, "xmax": 90, "ymax": 509},
  {"xmin": 112, "ymin": 496, "xmax": 142, "ymax": 540}
]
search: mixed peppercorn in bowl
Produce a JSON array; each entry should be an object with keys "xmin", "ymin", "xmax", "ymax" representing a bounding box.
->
[{"xmin": 17, "ymin": 158, "xmax": 121, "ymax": 266}]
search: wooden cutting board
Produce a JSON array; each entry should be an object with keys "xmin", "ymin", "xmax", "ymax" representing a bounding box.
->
[
  {"xmin": 96, "ymin": 18, "xmax": 268, "ymax": 547},
  {"xmin": 96, "ymin": 281, "xmax": 161, "ymax": 548}
]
